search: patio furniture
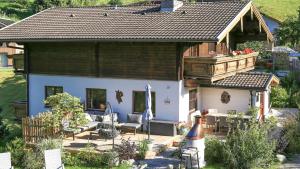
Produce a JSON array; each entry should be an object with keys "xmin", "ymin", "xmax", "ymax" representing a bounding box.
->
[
  {"xmin": 121, "ymin": 113, "xmax": 143, "ymax": 135},
  {"xmin": 205, "ymin": 115, "xmax": 217, "ymax": 133},
  {"xmin": 150, "ymin": 120, "xmax": 177, "ymax": 136},
  {"xmin": 44, "ymin": 149, "xmax": 64, "ymax": 169},
  {"xmin": 180, "ymin": 147, "xmax": 200, "ymax": 169},
  {"xmin": 219, "ymin": 116, "xmax": 229, "ymax": 133},
  {"xmin": 0, "ymin": 152, "xmax": 13, "ymax": 169},
  {"xmin": 90, "ymin": 123, "xmax": 120, "ymax": 140}
]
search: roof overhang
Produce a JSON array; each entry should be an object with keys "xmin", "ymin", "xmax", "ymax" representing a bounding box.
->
[{"xmin": 216, "ymin": 1, "xmax": 274, "ymax": 44}]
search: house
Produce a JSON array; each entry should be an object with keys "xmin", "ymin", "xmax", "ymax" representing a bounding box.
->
[
  {"xmin": 0, "ymin": 18, "xmax": 23, "ymax": 67},
  {"xmin": 0, "ymin": 0, "xmax": 279, "ymax": 123}
]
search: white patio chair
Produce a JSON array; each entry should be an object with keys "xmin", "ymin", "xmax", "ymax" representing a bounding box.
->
[
  {"xmin": 0, "ymin": 152, "xmax": 13, "ymax": 169},
  {"xmin": 44, "ymin": 149, "xmax": 64, "ymax": 169}
]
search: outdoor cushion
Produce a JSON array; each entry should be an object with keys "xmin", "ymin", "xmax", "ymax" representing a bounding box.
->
[
  {"xmin": 79, "ymin": 121, "xmax": 99, "ymax": 131},
  {"xmin": 85, "ymin": 113, "xmax": 93, "ymax": 122},
  {"xmin": 122, "ymin": 123, "xmax": 141, "ymax": 129},
  {"xmin": 127, "ymin": 114, "xmax": 142, "ymax": 124}
]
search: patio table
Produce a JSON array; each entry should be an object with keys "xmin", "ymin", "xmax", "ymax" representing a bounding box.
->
[{"xmin": 206, "ymin": 112, "xmax": 251, "ymax": 132}]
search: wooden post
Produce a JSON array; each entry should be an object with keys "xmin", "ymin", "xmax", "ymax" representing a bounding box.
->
[
  {"xmin": 251, "ymin": 6, "xmax": 254, "ymax": 20},
  {"xmin": 240, "ymin": 16, "xmax": 244, "ymax": 32},
  {"xmin": 259, "ymin": 21, "xmax": 262, "ymax": 33},
  {"xmin": 226, "ymin": 33, "xmax": 230, "ymax": 52}
]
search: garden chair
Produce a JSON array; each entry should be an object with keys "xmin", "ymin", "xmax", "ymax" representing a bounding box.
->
[
  {"xmin": 44, "ymin": 149, "xmax": 64, "ymax": 169},
  {"xmin": 0, "ymin": 152, "xmax": 13, "ymax": 169},
  {"xmin": 180, "ymin": 147, "xmax": 200, "ymax": 169}
]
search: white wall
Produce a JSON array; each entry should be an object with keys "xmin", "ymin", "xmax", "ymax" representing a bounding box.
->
[
  {"xmin": 200, "ymin": 87, "xmax": 251, "ymax": 114},
  {"xmin": 28, "ymin": 74, "xmax": 182, "ymax": 122}
]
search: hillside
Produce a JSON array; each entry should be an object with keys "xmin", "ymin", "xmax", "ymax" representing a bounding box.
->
[{"xmin": 253, "ymin": 0, "xmax": 300, "ymax": 22}]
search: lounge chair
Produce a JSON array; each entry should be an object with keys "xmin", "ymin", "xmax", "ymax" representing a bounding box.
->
[
  {"xmin": 44, "ymin": 149, "xmax": 64, "ymax": 169},
  {"xmin": 121, "ymin": 113, "xmax": 143, "ymax": 135},
  {"xmin": 0, "ymin": 152, "xmax": 13, "ymax": 169}
]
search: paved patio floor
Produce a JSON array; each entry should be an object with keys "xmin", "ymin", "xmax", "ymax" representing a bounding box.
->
[{"xmin": 63, "ymin": 131, "xmax": 181, "ymax": 152}]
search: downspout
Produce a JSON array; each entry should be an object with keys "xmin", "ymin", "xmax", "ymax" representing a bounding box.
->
[
  {"xmin": 249, "ymin": 90, "xmax": 253, "ymax": 107},
  {"xmin": 24, "ymin": 44, "xmax": 29, "ymax": 116}
]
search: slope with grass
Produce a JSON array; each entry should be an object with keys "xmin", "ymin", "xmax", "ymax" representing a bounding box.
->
[
  {"xmin": 253, "ymin": 0, "xmax": 300, "ymax": 22},
  {"xmin": 0, "ymin": 68, "xmax": 25, "ymax": 141}
]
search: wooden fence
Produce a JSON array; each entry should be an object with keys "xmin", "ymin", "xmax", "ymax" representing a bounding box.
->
[{"xmin": 22, "ymin": 117, "xmax": 60, "ymax": 144}]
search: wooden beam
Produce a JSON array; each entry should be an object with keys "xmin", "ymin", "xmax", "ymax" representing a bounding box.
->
[
  {"xmin": 251, "ymin": 6, "xmax": 254, "ymax": 20},
  {"xmin": 24, "ymin": 44, "xmax": 29, "ymax": 116},
  {"xmin": 217, "ymin": 1, "xmax": 252, "ymax": 43},
  {"xmin": 226, "ymin": 33, "xmax": 230, "ymax": 49},
  {"xmin": 241, "ymin": 16, "xmax": 244, "ymax": 32},
  {"xmin": 259, "ymin": 21, "xmax": 262, "ymax": 33}
]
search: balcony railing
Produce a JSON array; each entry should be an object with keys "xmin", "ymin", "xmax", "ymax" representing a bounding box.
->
[{"xmin": 184, "ymin": 52, "xmax": 258, "ymax": 84}]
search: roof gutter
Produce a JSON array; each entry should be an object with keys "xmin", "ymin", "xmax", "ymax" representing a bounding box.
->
[{"xmin": 0, "ymin": 38, "xmax": 219, "ymax": 43}]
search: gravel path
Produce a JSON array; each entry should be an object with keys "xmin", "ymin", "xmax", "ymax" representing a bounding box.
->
[
  {"xmin": 135, "ymin": 147, "xmax": 180, "ymax": 169},
  {"xmin": 281, "ymin": 154, "xmax": 300, "ymax": 169}
]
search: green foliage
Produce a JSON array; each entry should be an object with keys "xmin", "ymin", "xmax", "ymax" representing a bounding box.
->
[
  {"xmin": 108, "ymin": 0, "xmax": 123, "ymax": 5},
  {"xmin": 281, "ymin": 72, "xmax": 300, "ymax": 108},
  {"xmin": 203, "ymin": 115, "xmax": 277, "ymax": 169},
  {"xmin": 237, "ymin": 41, "xmax": 265, "ymax": 52},
  {"xmin": 0, "ymin": 115, "xmax": 9, "ymax": 141},
  {"xmin": 5, "ymin": 137, "xmax": 26, "ymax": 167},
  {"xmin": 43, "ymin": 92, "xmax": 87, "ymax": 129},
  {"xmin": 137, "ymin": 139, "xmax": 149, "ymax": 159},
  {"xmin": 205, "ymin": 136, "xmax": 225, "ymax": 164},
  {"xmin": 283, "ymin": 114, "xmax": 300, "ymax": 154},
  {"xmin": 276, "ymin": 7, "xmax": 300, "ymax": 48},
  {"xmin": 271, "ymin": 86, "xmax": 289, "ymax": 108},
  {"xmin": 23, "ymin": 138, "xmax": 63, "ymax": 169}
]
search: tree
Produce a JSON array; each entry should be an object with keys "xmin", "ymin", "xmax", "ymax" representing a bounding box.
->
[
  {"xmin": 270, "ymin": 86, "xmax": 289, "ymax": 108},
  {"xmin": 276, "ymin": 7, "xmax": 300, "ymax": 48}
]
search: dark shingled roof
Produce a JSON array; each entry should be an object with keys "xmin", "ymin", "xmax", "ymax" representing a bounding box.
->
[
  {"xmin": 0, "ymin": 1, "xmax": 249, "ymax": 42},
  {"xmin": 210, "ymin": 72, "xmax": 276, "ymax": 90}
]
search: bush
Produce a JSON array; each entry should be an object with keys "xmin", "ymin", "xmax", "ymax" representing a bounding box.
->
[
  {"xmin": 283, "ymin": 114, "xmax": 300, "ymax": 154},
  {"xmin": 271, "ymin": 86, "xmax": 289, "ymax": 108},
  {"xmin": 43, "ymin": 92, "xmax": 87, "ymax": 129},
  {"xmin": 0, "ymin": 115, "xmax": 9, "ymax": 141},
  {"xmin": 205, "ymin": 136, "xmax": 225, "ymax": 164},
  {"xmin": 137, "ymin": 139, "xmax": 149, "ymax": 159},
  {"xmin": 223, "ymin": 119, "xmax": 276, "ymax": 169},
  {"xmin": 115, "ymin": 138, "xmax": 137, "ymax": 161},
  {"xmin": 5, "ymin": 137, "xmax": 26, "ymax": 167},
  {"xmin": 23, "ymin": 138, "xmax": 63, "ymax": 169}
]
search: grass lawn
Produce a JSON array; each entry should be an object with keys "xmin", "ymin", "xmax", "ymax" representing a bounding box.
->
[
  {"xmin": 253, "ymin": 0, "xmax": 300, "ymax": 22},
  {"xmin": 0, "ymin": 68, "xmax": 26, "ymax": 135}
]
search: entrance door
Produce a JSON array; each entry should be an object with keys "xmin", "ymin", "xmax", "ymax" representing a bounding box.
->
[{"xmin": 189, "ymin": 89, "xmax": 197, "ymax": 113}]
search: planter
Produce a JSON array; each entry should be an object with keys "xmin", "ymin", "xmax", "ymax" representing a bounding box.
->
[{"xmin": 147, "ymin": 143, "xmax": 153, "ymax": 151}]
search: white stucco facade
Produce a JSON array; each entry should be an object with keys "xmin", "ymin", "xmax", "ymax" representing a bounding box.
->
[
  {"xmin": 28, "ymin": 74, "xmax": 271, "ymax": 122},
  {"xmin": 28, "ymin": 74, "xmax": 192, "ymax": 122}
]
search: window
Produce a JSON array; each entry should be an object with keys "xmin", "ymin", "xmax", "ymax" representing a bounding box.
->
[
  {"xmin": 133, "ymin": 91, "xmax": 155, "ymax": 117},
  {"xmin": 45, "ymin": 86, "xmax": 63, "ymax": 99},
  {"xmin": 189, "ymin": 89, "xmax": 197, "ymax": 112},
  {"xmin": 256, "ymin": 93, "xmax": 260, "ymax": 102},
  {"xmin": 86, "ymin": 88, "xmax": 106, "ymax": 110}
]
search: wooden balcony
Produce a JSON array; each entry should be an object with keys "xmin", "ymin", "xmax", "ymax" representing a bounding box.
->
[{"xmin": 184, "ymin": 52, "xmax": 258, "ymax": 85}]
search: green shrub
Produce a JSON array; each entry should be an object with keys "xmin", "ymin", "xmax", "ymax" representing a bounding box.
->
[
  {"xmin": 271, "ymin": 86, "xmax": 289, "ymax": 108},
  {"xmin": 43, "ymin": 92, "xmax": 87, "ymax": 129},
  {"xmin": 22, "ymin": 138, "xmax": 63, "ymax": 169},
  {"xmin": 223, "ymin": 119, "xmax": 276, "ymax": 169},
  {"xmin": 63, "ymin": 151, "xmax": 81, "ymax": 166},
  {"xmin": 101, "ymin": 150, "xmax": 119, "ymax": 167},
  {"xmin": 109, "ymin": 0, "xmax": 123, "ymax": 5},
  {"xmin": 283, "ymin": 114, "xmax": 300, "ymax": 154},
  {"xmin": 205, "ymin": 136, "xmax": 225, "ymax": 164},
  {"xmin": 137, "ymin": 139, "xmax": 149, "ymax": 159},
  {"xmin": 5, "ymin": 137, "xmax": 26, "ymax": 167}
]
